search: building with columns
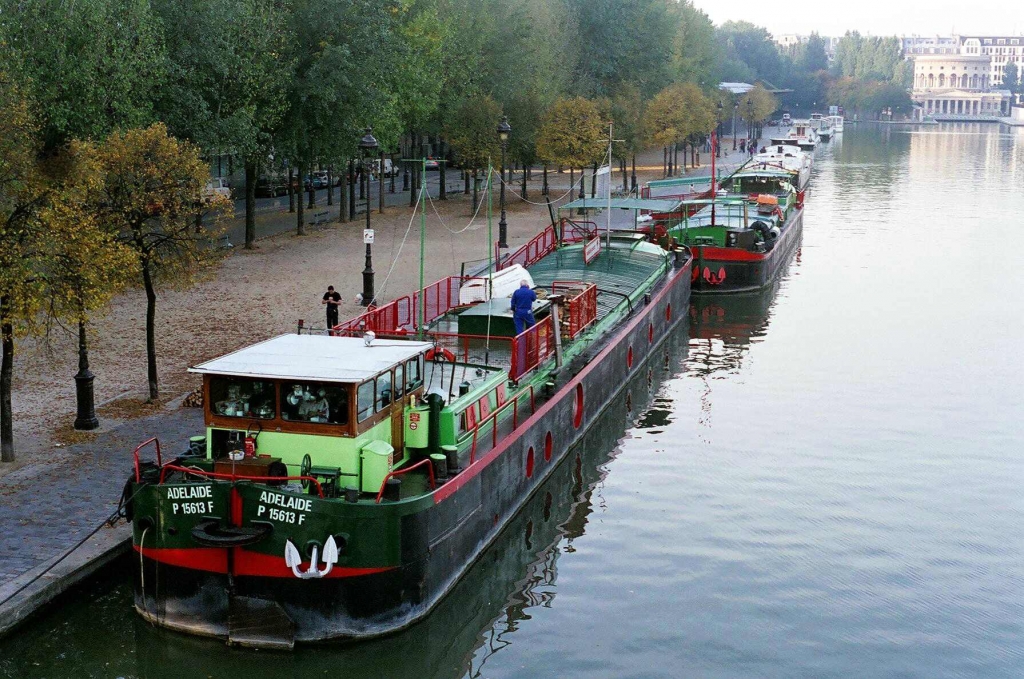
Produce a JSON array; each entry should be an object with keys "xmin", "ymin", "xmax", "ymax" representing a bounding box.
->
[{"xmin": 911, "ymin": 54, "xmax": 1011, "ymax": 119}]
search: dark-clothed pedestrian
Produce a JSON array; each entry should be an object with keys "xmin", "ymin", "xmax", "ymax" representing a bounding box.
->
[
  {"xmin": 510, "ymin": 280, "xmax": 537, "ymax": 335},
  {"xmin": 322, "ymin": 285, "xmax": 341, "ymax": 334}
]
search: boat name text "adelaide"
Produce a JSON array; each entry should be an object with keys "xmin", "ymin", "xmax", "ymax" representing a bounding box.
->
[
  {"xmin": 257, "ymin": 490, "xmax": 311, "ymax": 525},
  {"xmin": 166, "ymin": 485, "xmax": 214, "ymax": 515}
]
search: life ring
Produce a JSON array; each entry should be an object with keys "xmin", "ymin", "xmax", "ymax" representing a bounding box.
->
[{"xmin": 426, "ymin": 347, "xmax": 456, "ymax": 362}]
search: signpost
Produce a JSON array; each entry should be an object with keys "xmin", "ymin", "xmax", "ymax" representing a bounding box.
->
[
  {"xmin": 363, "ymin": 229, "xmax": 375, "ymax": 245},
  {"xmin": 583, "ymin": 235, "xmax": 601, "ymax": 265}
]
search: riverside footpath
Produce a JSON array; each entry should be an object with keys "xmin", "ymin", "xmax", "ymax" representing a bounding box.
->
[{"xmin": 0, "ymin": 143, "xmax": 755, "ymax": 638}]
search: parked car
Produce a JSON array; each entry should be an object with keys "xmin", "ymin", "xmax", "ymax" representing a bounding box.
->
[
  {"xmin": 312, "ymin": 171, "xmax": 329, "ymax": 188},
  {"xmin": 202, "ymin": 177, "xmax": 232, "ymax": 202},
  {"xmin": 424, "ymin": 157, "xmax": 440, "ymax": 171},
  {"xmin": 255, "ymin": 176, "xmax": 288, "ymax": 197}
]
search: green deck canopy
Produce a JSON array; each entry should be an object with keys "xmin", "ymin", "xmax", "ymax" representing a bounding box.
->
[{"xmin": 558, "ymin": 197, "xmax": 683, "ymax": 212}]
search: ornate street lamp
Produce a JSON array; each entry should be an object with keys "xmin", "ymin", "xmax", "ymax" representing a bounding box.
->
[
  {"xmin": 497, "ymin": 116, "xmax": 511, "ymax": 248},
  {"xmin": 359, "ymin": 127, "xmax": 378, "ymax": 306},
  {"xmin": 716, "ymin": 101, "xmax": 724, "ymax": 158},
  {"xmin": 73, "ymin": 322, "xmax": 98, "ymax": 430}
]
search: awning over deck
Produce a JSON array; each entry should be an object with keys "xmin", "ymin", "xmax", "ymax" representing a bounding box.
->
[{"xmin": 558, "ymin": 197, "xmax": 683, "ymax": 212}]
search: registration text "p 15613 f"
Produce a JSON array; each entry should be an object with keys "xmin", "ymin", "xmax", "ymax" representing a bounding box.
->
[
  {"xmin": 165, "ymin": 484, "xmax": 214, "ymax": 515},
  {"xmin": 258, "ymin": 490, "xmax": 313, "ymax": 525}
]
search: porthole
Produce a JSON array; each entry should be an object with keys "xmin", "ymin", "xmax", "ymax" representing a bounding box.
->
[
  {"xmin": 666, "ymin": 304, "xmax": 672, "ymax": 321},
  {"xmin": 544, "ymin": 431, "xmax": 553, "ymax": 461},
  {"xmin": 627, "ymin": 346, "xmax": 634, "ymax": 368},
  {"xmin": 625, "ymin": 391, "xmax": 632, "ymax": 412},
  {"xmin": 648, "ymin": 323, "xmax": 654, "ymax": 344},
  {"xmin": 526, "ymin": 447, "xmax": 535, "ymax": 478}
]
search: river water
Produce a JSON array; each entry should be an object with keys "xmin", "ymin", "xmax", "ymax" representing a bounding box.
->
[{"xmin": 2, "ymin": 123, "xmax": 1023, "ymax": 678}]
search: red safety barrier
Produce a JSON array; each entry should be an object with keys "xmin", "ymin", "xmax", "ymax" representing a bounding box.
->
[
  {"xmin": 375, "ymin": 458, "xmax": 436, "ymax": 503},
  {"xmin": 498, "ymin": 225, "xmax": 557, "ymax": 271},
  {"xmin": 559, "ymin": 218, "xmax": 597, "ymax": 244},
  {"xmin": 132, "ymin": 437, "xmax": 164, "ymax": 483},
  {"xmin": 333, "ymin": 276, "xmax": 482, "ymax": 336},
  {"xmin": 552, "ymin": 281, "xmax": 599, "ymax": 339},
  {"xmin": 509, "ymin": 316, "xmax": 556, "ymax": 380}
]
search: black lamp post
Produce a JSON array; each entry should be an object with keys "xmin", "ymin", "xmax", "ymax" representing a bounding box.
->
[
  {"xmin": 73, "ymin": 321, "xmax": 98, "ymax": 430},
  {"xmin": 359, "ymin": 127, "xmax": 378, "ymax": 306},
  {"xmin": 716, "ymin": 101, "xmax": 724, "ymax": 158},
  {"xmin": 497, "ymin": 116, "xmax": 511, "ymax": 248},
  {"xmin": 732, "ymin": 102, "xmax": 739, "ymax": 150}
]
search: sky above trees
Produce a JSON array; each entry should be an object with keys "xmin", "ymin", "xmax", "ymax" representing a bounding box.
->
[{"xmin": 692, "ymin": 0, "xmax": 1022, "ymax": 38}]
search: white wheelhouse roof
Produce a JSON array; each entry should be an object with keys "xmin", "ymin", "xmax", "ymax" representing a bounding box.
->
[{"xmin": 189, "ymin": 334, "xmax": 432, "ymax": 383}]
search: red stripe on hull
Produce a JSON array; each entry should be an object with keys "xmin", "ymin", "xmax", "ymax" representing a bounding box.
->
[
  {"xmin": 134, "ymin": 545, "xmax": 395, "ymax": 579},
  {"xmin": 695, "ymin": 246, "xmax": 767, "ymax": 262},
  {"xmin": 133, "ymin": 545, "xmax": 227, "ymax": 573}
]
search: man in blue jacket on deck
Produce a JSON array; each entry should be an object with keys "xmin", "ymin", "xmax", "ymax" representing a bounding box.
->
[{"xmin": 510, "ymin": 280, "xmax": 537, "ymax": 335}]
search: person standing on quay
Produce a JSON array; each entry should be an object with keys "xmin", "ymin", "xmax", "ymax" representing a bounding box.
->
[
  {"xmin": 510, "ymin": 280, "xmax": 537, "ymax": 335},
  {"xmin": 322, "ymin": 285, "xmax": 341, "ymax": 334}
]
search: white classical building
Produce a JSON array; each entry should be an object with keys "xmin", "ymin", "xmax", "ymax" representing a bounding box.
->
[
  {"xmin": 911, "ymin": 54, "xmax": 1011, "ymax": 119},
  {"xmin": 960, "ymin": 36, "xmax": 1024, "ymax": 88}
]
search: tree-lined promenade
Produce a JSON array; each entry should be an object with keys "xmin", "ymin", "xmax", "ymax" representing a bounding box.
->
[{"xmin": 1, "ymin": 0, "xmax": 916, "ymax": 462}]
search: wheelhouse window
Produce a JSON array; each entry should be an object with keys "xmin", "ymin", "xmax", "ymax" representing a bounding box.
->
[
  {"xmin": 406, "ymin": 356, "xmax": 423, "ymax": 391},
  {"xmin": 394, "ymin": 363, "xmax": 405, "ymax": 399},
  {"xmin": 376, "ymin": 372, "xmax": 393, "ymax": 411},
  {"xmin": 210, "ymin": 377, "xmax": 276, "ymax": 419},
  {"xmin": 281, "ymin": 382, "xmax": 349, "ymax": 425},
  {"xmin": 357, "ymin": 380, "xmax": 375, "ymax": 422}
]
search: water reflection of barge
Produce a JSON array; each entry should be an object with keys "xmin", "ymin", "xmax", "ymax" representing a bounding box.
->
[{"xmin": 124, "ymin": 228, "xmax": 691, "ymax": 647}]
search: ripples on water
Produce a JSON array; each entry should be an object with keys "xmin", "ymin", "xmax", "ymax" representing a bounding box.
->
[{"xmin": 2, "ymin": 124, "xmax": 1023, "ymax": 678}]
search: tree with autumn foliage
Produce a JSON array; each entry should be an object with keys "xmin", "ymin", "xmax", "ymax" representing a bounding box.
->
[
  {"xmin": 39, "ymin": 142, "xmax": 136, "ymax": 429},
  {"xmin": 95, "ymin": 124, "xmax": 229, "ymax": 401},
  {"xmin": 445, "ymin": 94, "xmax": 503, "ymax": 212},
  {"xmin": 643, "ymin": 82, "xmax": 715, "ymax": 172},
  {"xmin": 536, "ymin": 97, "xmax": 606, "ymax": 197},
  {"xmin": 738, "ymin": 84, "xmax": 779, "ymax": 139},
  {"xmin": 0, "ymin": 75, "xmax": 50, "ymax": 462}
]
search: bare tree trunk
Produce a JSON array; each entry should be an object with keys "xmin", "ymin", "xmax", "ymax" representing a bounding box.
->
[
  {"xmin": 327, "ymin": 167, "xmax": 334, "ymax": 206},
  {"xmin": 348, "ymin": 159, "xmax": 356, "ymax": 220},
  {"xmin": 297, "ymin": 162, "xmax": 306, "ymax": 235},
  {"xmin": 338, "ymin": 164, "xmax": 348, "ymax": 223},
  {"xmin": 1, "ymin": 297, "xmax": 14, "ymax": 462},
  {"xmin": 542, "ymin": 165, "xmax": 548, "ymax": 195},
  {"xmin": 244, "ymin": 159, "xmax": 257, "ymax": 249},
  {"xmin": 521, "ymin": 163, "xmax": 527, "ymax": 200},
  {"xmin": 569, "ymin": 167, "xmax": 574, "ymax": 200},
  {"xmin": 463, "ymin": 168, "xmax": 469, "ymax": 195},
  {"xmin": 378, "ymin": 151, "xmax": 385, "ymax": 214},
  {"xmin": 409, "ymin": 133, "xmax": 418, "ymax": 208},
  {"xmin": 472, "ymin": 167, "xmax": 479, "ymax": 213},
  {"xmin": 439, "ymin": 141, "xmax": 447, "ymax": 201},
  {"xmin": 591, "ymin": 162, "xmax": 597, "ymax": 197},
  {"xmin": 141, "ymin": 262, "xmax": 159, "ymax": 401},
  {"xmin": 288, "ymin": 168, "xmax": 295, "ymax": 212},
  {"xmin": 631, "ymin": 154, "xmax": 637, "ymax": 194}
]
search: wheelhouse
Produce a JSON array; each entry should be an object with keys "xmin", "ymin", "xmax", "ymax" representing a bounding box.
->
[{"xmin": 190, "ymin": 334, "xmax": 431, "ymax": 491}]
